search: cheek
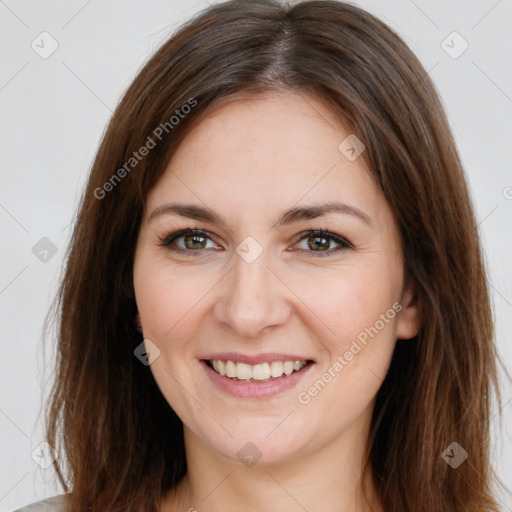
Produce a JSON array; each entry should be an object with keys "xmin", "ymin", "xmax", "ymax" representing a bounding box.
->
[
  {"xmin": 293, "ymin": 272, "xmax": 400, "ymax": 429},
  {"xmin": 303, "ymin": 325, "xmax": 395, "ymax": 434},
  {"xmin": 133, "ymin": 259, "xmax": 212, "ymax": 342},
  {"xmin": 133, "ymin": 262, "xmax": 209, "ymax": 421},
  {"xmin": 293, "ymin": 265, "xmax": 400, "ymax": 408},
  {"xmin": 290, "ymin": 262, "xmax": 400, "ymax": 347}
]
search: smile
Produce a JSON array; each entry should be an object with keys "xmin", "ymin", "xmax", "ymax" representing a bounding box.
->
[
  {"xmin": 200, "ymin": 355, "xmax": 315, "ymax": 399},
  {"xmin": 206, "ymin": 359, "xmax": 310, "ymax": 381}
]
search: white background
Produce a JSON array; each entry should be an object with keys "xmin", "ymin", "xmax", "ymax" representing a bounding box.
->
[{"xmin": 0, "ymin": 0, "xmax": 511, "ymax": 510}]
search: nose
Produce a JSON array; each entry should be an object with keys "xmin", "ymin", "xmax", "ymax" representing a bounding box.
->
[{"xmin": 213, "ymin": 247, "xmax": 291, "ymax": 339}]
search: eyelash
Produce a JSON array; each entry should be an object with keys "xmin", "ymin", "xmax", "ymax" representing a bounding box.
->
[{"xmin": 157, "ymin": 226, "xmax": 352, "ymax": 258}]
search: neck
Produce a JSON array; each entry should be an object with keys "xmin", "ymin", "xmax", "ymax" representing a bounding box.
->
[{"xmin": 161, "ymin": 419, "xmax": 383, "ymax": 512}]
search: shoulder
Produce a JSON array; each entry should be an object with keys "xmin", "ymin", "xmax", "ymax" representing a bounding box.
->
[{"xmin": 12, "ymin": 494, "xmax": 69, "ymax": 512}]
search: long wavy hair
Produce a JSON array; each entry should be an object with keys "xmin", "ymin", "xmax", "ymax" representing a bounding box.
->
[{"xmin": 43, "ymin": 1, "xmax": 506, "ymax": 510}]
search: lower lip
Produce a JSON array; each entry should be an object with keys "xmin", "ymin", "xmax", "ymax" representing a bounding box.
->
[{"xmin": 201, "ymin": 360, "xmax": 314, "ymax": 399}]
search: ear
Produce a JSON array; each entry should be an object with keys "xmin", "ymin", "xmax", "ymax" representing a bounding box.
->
[
  {"xmin": 134, "ymin": 311, "xmax": 142, "ymax": 332},
  {"xmin": 396, "ymin": 280, "xmax": 421, "ymax": 340}
]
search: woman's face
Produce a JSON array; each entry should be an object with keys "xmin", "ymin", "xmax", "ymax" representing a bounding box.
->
[{"xmin": 133, "ymin": 91, "xmax": 419, "ymax": 466}]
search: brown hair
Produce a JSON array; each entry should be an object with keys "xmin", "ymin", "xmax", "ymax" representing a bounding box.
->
[{"xmin": 43, "ymin": 1, "xmax": 506, "ymax": 510}]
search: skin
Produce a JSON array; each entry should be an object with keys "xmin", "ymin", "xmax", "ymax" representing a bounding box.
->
[{"xmin": 133, "ymin": 90, "xmax": 421, "ymax": 512}]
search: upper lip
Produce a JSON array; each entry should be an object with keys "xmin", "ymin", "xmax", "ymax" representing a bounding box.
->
[{"xmin": 201, "ymin": 352, "xmax": 315, "ymax": 365}]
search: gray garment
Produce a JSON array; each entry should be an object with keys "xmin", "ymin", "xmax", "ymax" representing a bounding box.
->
[{"xmin": 12, "ymin": 494, "xmax": 69, "ymax": 512}]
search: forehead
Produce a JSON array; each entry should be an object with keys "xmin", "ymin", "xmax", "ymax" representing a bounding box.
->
[{"xmin": 145, "ymin": 91, "xmax": 383, "ymax": 225}]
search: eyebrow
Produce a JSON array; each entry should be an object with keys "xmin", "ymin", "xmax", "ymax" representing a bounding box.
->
[{"xmin": 147, "ymin": 201, "xmax": 372, "ymax": 227}]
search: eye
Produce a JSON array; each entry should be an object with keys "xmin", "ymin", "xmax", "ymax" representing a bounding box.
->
[
  {"xmin": 291, "ymin": 229, "xmax": 352, "ymax": 257},
  {"xmin": 158, "ymin": 229, "xmax": 219, "ymax": 256},
  {"xmin": 158, "ymin": 228, "xmax": 352, "ymax": 257}
]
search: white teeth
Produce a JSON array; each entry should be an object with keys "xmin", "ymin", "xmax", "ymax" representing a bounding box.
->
[
  {"xmin": 283, "ymin": 361, "xmax": 294, "ymax": 375},
  {"xmin": 270, "ymin": 361, "xmax": 283, "ymax": 377},
  {"xmin": 212, "ymin": 359, "xmax": 226, "ymax": 376},
  {"xmin": 209, "ymin": 359, "xmax": 308, "ymax": 381},
  {"xmin": 225, "ymin": 360, "xmax": 237, "ymax": 378},
  {"xmin": 252, "ymin": 363, "xmax": 271, "ymax": 380},
  {"xmin": 292, "ymin": 360, "xmax": 303, "ymax": 371},
  {"xmin": 236, "ymin": 363, "xmax": 252, "ymax": 380}
]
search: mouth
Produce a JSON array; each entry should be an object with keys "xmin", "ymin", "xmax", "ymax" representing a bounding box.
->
[
  {"xmin": 200, "ymin": 352, "xmax": 316, "ymax": 398},
  {"xmin": 202, "ymin": 358, "xmax": 315, "ymax": 383}
]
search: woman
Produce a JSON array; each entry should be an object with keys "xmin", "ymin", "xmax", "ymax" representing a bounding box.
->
[{"xmin": 16, "ymin": 0, "xmax": 506, "ymax": 511}]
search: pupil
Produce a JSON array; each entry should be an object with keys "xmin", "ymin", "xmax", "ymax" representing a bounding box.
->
[
  {"xmin": 310, "ymin": 235, "xmax": 328, "ymax": 250},
  {"xmin": 186, "ymin": 235, "xmax": 206, "ymax": 249}
]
